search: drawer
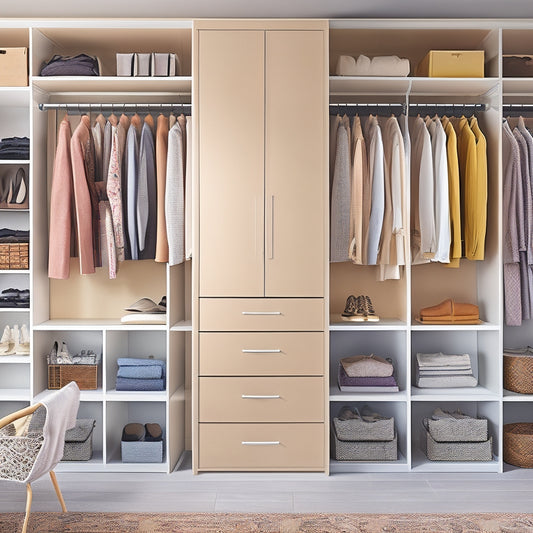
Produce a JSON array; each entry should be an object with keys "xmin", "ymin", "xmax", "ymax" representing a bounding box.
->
[
  {"xmin": 199, "ymin": 298, "xmax": 324, "ymax": 331},
  {"xmin": 199, "ymin": 332, "xmax": 324, "ymax": 376},
  {"xmin": 199, "ymin": 423, "xmax": 325, "ymax": 470},
  {"xmin": 199, "ymin": 376, "xmax": 324, "ymax": 422}
]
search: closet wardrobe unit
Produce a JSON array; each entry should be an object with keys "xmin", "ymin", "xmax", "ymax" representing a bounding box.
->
[
  {"xmin": 193, "ymin": 20, "xmax": 329, "ymax": 472},
  {"xmin": 29, "ymin": 21, "xmax": 194, "ymax": 473},
  {"xmin": 328, "ymin": 20, "xmax": 502, "ymax": 473}
]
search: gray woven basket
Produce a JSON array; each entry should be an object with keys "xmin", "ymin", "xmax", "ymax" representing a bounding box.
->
[
  {"xmin": 332, "ymin": 427, "xmax": 397, "ymax": 461},
  {"xmin": 425, "ymin": 416, "xmax": 488, "ymax": 442},
  {"xmin": 423, "ymin": 427, "xmax": 492, "ymax": 461},
  {"xmin": 62, "ymin": 419, "xmax": 95, "ymax": 461},
  {"xmin": 333, "ymin": 415, "xmax": 394, "ymax": 442},
  {"xmin": 121, "ymin": 440, "xmax": 164, "ymax": 463}
]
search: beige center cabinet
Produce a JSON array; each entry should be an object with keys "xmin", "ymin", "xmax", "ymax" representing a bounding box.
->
[{"xmin": 193, "ymin": 20, "xmax": 329, "ymax": 472}]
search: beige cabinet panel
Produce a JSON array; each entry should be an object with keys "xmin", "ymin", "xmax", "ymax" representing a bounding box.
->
[
  {"xmin": 199, "ymin": 297, "xmax": 324, "ymax": 331},
  {"xmin": 199, "ymin": 423, "xmax": 324, "ymax": 470},
  {"xmin": 199, "ymin": 332, "xmax": 324, "ymax": 375},
  {"xmin": 198, "ymin": 30, "xmax": 265, "ymax": 297},
  {"xmin": 265, "ymin": 31, "xmax": 326, "ymax": 297},
  {"xmin": 199, "ymin": 376, "xmax": 324, "ymax": 422}
]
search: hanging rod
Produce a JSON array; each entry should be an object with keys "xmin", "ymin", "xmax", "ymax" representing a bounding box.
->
[
  {"xmin": 38, "ymin": 102, "xmax": 192, "ymax": 114},
  {"xmin": 329, "ymin": 102, "xmax": 486, "ymax": 115},
  {"xmin": 503, "ymin": 104, "xmax": 533, "ymax": 116}
]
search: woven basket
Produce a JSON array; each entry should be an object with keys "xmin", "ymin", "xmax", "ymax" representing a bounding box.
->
[
  {"xmin": 331, "ymin": 426, "xmax": 397, "ymax": 461},
  {"xmin": 425, "ymin": 416, "xmax": 488, "ymax": 442},
  {"xmin": 333, "ymin": 416, "xmax": 394, "ymax": 442},
  {"xmin": 423, "ymin": 427, "xmax": 492, "ymax": 461},
  {"xmin": 48, "ymin": 364, "xmax": 98, "ymax": 390},
  {"xmin": 504, "ymin": 423, "xmax": 533, "ymax": 468},
  {"xmin": 504, "ymin": 353, "xmax": 533, "ymax": 394},
  {"xmin": 62, "ymin": 419, "xmax": 95, "ymax": 461},
  {"xmin": 0, "ymin": 243, "xmax": 28, "ymax": 270}
]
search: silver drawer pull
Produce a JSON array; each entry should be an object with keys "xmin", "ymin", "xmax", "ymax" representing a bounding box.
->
[
  {"xmin": 242, "ymin": 441, "xmax": 280, "ymax": 446},
  {"xmin": 241, "ymin": 394, "xmax": 280, "ymax": 399},
  {"xmin": 241, "ymin": 311, "xmax": 282, "ymax": 315},
  {"xmin": 242, "ymin": 349, "xmax": 282, "ymax": 354}
]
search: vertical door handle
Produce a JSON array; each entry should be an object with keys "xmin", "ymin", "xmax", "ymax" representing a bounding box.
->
[{"xmin": 267, "ymin": 194, "xmax": 274, "ymax": 260}]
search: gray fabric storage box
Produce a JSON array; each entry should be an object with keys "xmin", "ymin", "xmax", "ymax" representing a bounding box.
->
[
  {"xmin": 333, "ymin": 415, "xmax": 394, "ymax": 442},
  {"xmin": 121, "ymin": 440, "xmax": 163, "ymax": 463},
  {"xmin": 423, "ymin": 427, "xmax": 493, "ymax": 461},
  {"xmin": 62, "ymin": 419, "xmax": 95, "ymax": 461},
  {"xmin": 332, "ymin": 426, "xmax": 397, "ymax": 461},
  {"xmin": 424, "ymin": 416, "xmax": 488, "ymax": 442}
]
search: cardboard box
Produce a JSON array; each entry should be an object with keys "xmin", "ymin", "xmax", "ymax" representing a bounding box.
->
[
  {"xmin": 416, "ymin": 50, "xmax": 485, "ymax": 78},
  {"xmin": 0, "ymin": 47, "xmax": 28, "ymax": 87}
]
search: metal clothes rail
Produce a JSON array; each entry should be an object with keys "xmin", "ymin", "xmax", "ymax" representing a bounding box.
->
[
  {"xmin": 38, "ymin": 102, "xmax": 192, "ymax": 115},
  {"xmin": 329, "ymin": 102, "xmax": 487, "ymax": 116}
]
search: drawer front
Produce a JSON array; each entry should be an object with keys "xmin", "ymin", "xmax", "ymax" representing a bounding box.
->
[
  {"xmin": 199, "ymin": 332, "xmax": 324, "ymax": 376},
  {"xmin": 199, "ymin": 298, "xmax": 324, "ymax": 331},
  {"xmin": 199, "ymin": 423, "xmax": 325, "ymax": 470},
  {"xmin": 199, "ymin": 376, "xmax": 324, "ymax": 422}
]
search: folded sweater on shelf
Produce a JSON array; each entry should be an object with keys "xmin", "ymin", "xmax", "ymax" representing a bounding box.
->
[
  {"xmin": 416, "ymin": 352, "xmax": 472, "ymax": 368},
  {"xmin": 338, "ymin": 365, "xmax": 399, "ymax": 392},
  {"xmin": 115, "ymin": 377, "xmax": 165, "ymax": 391},
  {"xmin": 117, "ymin": 365, "xmax": 163, "ymax": 379}
]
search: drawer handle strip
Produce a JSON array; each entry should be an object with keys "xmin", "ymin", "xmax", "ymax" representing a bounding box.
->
[
  {"xmin": 242, "ymin": 349, "xmax": 282, "ymax": 354},
  {"xmin": 241, "ymin": 394, "xmax": 280, "ymax": 399},
  {"xmin": 241, "ymin": 441, "xmax": 280, "ymax": 446},
  {"xmin": 241, "ymin": 311, "xmax": 282, "ymax": 315}
]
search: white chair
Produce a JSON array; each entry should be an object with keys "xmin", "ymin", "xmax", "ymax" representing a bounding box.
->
[{"xmin": 0, "ymin": 382, "xmax": 80, "ymax": 533}]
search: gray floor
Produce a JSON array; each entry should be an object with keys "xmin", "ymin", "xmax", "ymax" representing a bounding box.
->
[{"xmin": 2, "ymin": 456, "xmax": 533, "ymax": 514}]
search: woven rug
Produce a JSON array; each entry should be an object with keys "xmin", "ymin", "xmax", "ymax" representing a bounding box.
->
[{"xmin": 1, "ymin": 513, "xmax": 533, "ymax": 533}]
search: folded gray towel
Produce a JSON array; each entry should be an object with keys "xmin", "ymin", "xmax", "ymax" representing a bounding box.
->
[{"xmin": 416, "ymin": 352, "xmax": 472, "ymax": 368}]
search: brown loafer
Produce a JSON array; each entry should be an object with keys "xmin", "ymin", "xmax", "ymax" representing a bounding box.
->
[{"xmin": 419, "ymin": 298, "xmax": 480, "ymax": 324}]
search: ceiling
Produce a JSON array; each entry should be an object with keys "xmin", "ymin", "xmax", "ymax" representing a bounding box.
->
[{"xmin": 3, "ymin": 0, "xmax": 533, "ymax": 19}]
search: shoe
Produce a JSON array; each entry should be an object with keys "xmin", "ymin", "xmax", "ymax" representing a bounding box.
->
[
  {"xmin": 16, "ymin": 324, "xmax": 30, "ymax": 355},
  {"xmin": 145, "ymin": 423, "xmax": 162, "ymax": 441},
  {"xmin": 47, "ymin": 341, "xmax": 58, "ymax": 364},
  {"xmin": 11, "ymin": 168, "xmax": 27, "ymax": 204},
  {"xmin": 56, "ymin": 341, "xmax": 73, "ymax": 364},
  {"xmin": 11, "ymin": 325, "xmax": 20, "ymax": 354},
  {"xmin": 362, "ymin": 295, "xmax": 380, "ymax": 322},
  {"xmin": 0, "ymin": 325, "xmax": 13, "ymax": 355},
  {"xmin": 341, "ymin": 295, "xmax": 365, "ymax": 321},
  {"xmin": 418, "ymin": 298, "xmax": 480, "ymax": 324}
]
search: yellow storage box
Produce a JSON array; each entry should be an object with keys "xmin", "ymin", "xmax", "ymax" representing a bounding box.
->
[
  {"xmin": 416, "ymin": 50, "xmax": 484, "ymax": 78},
  {"xmin": 0, "ymin": 47, "xmax": 28, "ymax": 87}
]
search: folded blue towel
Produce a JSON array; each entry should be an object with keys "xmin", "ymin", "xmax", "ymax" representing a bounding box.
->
[
  {"xmin": 117, "ymin": 365, "xmax": 163, "ymax": 379},
  {"xmin": 115, "ymin": 377, "xmax": 165, "ymax": 391},
  {"xmin": 117, "ymin": 357, "xmax": 166, "ymax": 367}
]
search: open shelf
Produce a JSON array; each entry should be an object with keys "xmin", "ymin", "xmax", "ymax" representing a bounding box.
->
[
  {"xmin": 105, "ymin": 390, "xmax": 167, "ymax": 402},
  {"xmin": 330, "ymin": 385, "xmax": 408, "ymax": 402},
  {"xmin": 0, "ymin": 160, "xmax": 30, "ymax": 166},
  {"xmin": 34, "ymin": 319, "xmax": 167, "ymax": 331},
  {"xmin": 0, "ymin": 270, "xmax": 29, "ymax": 275},
  {"xmin": 411, "ymin": 448, "xmax": 500, "ymax": 472},
  {"xmin": 56, "ymin": 451, "xmax": 104, "ymax": 472},
  {"xmin": 0, "ymin": 87, "xmax": 30, "ymax": 107},
  {"xmin": 33, "ymin": 388, "xmax": 104, "ymax": 403},
  {"xmin": 170, "ymin": 320, "xmax": 192, "ymax": 331},
  {"xmin": 0, "ymin": 388, "xmax": 30, "ymax": 401},
  {"xmin": 330, "ymin": 315, "xmax": 406, "ymax": 331},
  {"xmin": 411, "ymin": 322, "xmax": 500, "ymax": 331},
  {"xmin": 104, "ymin": 459, "xmax": 168, "ymax": 472},
  {"xmin": 503, "ymin": 391, "xmax": 533, "ymax": 401},
  {"xmin": 0, "ymin": 355, "xmax": 30, "ymax": 364},
  {"xmin": 411, "ymin": 386, "xmax": 499, "ymax": 401},
  {"xmin": 330, "ymin": 451, "xmax": 409, "ymax": 473}
]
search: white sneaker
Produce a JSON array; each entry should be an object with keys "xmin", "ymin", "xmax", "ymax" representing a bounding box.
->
[
  {"xmin": 16, "ymin": 324, "xmax": 30, "ymax": 355},
  {"xmin": 57, "ymin": 341, "xmax": 73, "ymax": 364},
  {"xmin": 0, "ymin": 325, "xmax": 12, "ymax": 355}
]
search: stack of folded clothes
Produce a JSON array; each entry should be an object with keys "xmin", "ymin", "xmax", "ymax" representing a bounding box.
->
[
  {"xmin": 40, "ymin": 54, "xmax": 101, "ymax": 76},
  {"xmin": 415, "ymin": 352, "xmax": 477, "ymax": 388},
  {"xmin": 338, "ymin": 355, "xmax": 399, "ymax": 393},
  {"xmin": 116, "ymin": 357, "xmax": 166, "ymax": 391},
  {"xmin": 335, "ymin": 54, "xmax": 410, "ymax": 76},
  {"xmin": 0, "ymin": 288, "xmax": 29, "ymax": 308},
  {"xmin": 0, "ymin": 228, "xmax": 29, "ymax": 243},
  {"xmin": 0, "ymin": 137, "xmax": 29, "ymax": 160}
]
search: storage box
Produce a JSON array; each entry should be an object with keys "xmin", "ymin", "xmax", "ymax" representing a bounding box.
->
[
  {"xmin": 423, "ymin": 428, "xmax": 492, "ymax": 461},
  {"xmin": 331, "ymin": 426, "xmax": 397, "ymax": 461},
  {"xmin": 62, "ymin": 419, "xmax": 95, "ymax": 461},
  {"xmin": 504, "ymin": 423, "xmax": 533, "ymax": 468},
  {"xmin": 0, "ymin": 47, "xmax": 28, "ymax": 87},
  {"xmin": 333, "ymin": 415, "xmax": 395, "ymax": 442},
  {"xmin": 416, "ymin": 50, "xmax": 484, "ymax": 77},
  {"xmin": 503, "ymin": 55, "xmax": 533, "ymax": 77},
  {"xmin": 0, "ymin": 243, "xmax": 28, "ymax": 270},
  {"xmin": 48, "ymin": 364, "xmax": 98, "ymax": 390},
  {"xmin": 504, "ymin": 352, "xmax": 533, "ymax": 394},
  {"xmin": 121, "ymin": 440, "xmax": 163, "ymax": 463},
  {"xmin": 424, "ymin": 416, "xmax": 488, "ymax": 442}
]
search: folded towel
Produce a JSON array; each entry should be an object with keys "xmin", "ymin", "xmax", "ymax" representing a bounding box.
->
[
  {"xmin": 418, "ymin": 369, "xmax": 474, "ymax": 376},
  {"xmin": 340, "ymin": 355, "xmax": 394, "ymax": 377},
  {"xmin": 335, "ymin": 54, "xmax": 410, "ymax": 76},
  {"xmin": 117, "ymin": 357, "xmax": 166, "ymax": 367},
  {"xmin": 116, "ymin": 377, "xmax": 165, "ymax": 391},
  {"xmin": 416, "ymin": 352, "xmax": 472, "ymax": 368},
  {"xmin": 338, "ymin": 365, "xmax": 398, "ymax": 391},
  {"xmin": 416, "ymin": 375, "xmax": 478, "ymax": 388},
  {"xmin": 117, "ymin": 365, "xmax": 163, "ymax": 379}
]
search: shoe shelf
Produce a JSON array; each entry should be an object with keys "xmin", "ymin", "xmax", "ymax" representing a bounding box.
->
[
  {"xmin": 170, "ymin": 319, "xmax": 192, "ymax": 331},
  {"xmin": 0, "ymin": 161, "xmax": 30, "ymax": 166},
  {"xmin": 33, "ymin": 319, "xmax": 167, "ymax": 331},
  {"xmin": 0, "ymin": 355, "xmax": 30, "ymax": 364},
  {"xmin": 411, "ymin": 322, "xmax": 500, "ymax": 331},
  {"xmin": 329, "ymin": 315, "xmax": 407, "ymax": 330}
]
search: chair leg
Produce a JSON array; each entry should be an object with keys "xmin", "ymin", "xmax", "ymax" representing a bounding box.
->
[
  {"xmin": 49, "ymin": 471, "xmax": 67, "ymax": 513},
  {"xmin": 22, "ymin": 483, "xmax": 32, "ymax": 533}
]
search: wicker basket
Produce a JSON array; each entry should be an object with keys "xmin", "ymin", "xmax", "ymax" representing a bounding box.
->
[
  {"xmin": 62, "ymin": 419, "xmax": 95, "ymax": 461},
  {"xmin": 423, "ymin": 427, "xmax": 492, "ymax": 461},
  {"xmin": 504, "ymin": 353, "xmax": 533, "ymax": 394},
  {"xmin": 333, "ymin": 416, "xmax": 394, "ymax": 442},
  {"xmin": 48, "ymin": 364, "xmax": 98, "ymax": 390},
  {"xmin": 424, "ymin": 416, "xmax": 488, "ymax": 442},
  {"xmin": 504, "ymin": 423, "xmax": 533, "ymax": 468},
  {"xmin": 331, "ymin": 426, "xmax": 397, "ymax": 461},
  {"xmin": 0, "ymin": 243, "xmax": 28, "ymax": 270}
]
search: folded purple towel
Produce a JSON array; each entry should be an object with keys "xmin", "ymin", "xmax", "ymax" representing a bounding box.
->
[{"xmin": 338, "ymin": 365, "xmax": 398, "ymax": 390}]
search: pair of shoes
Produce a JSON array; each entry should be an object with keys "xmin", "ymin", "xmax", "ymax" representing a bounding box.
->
[
  {"xmin": 0, "ymin": 324, "xmax": 30, "ymax": 355},
  {"xmin": 121, "ymin": 422, "xmax": 163, "ymax": 442},
  {"xmin": 125, "ymin": 297, "xmax": 166, "ymax": 314},
  {"xmin": 0, "ymin": 168, "xmax": 27, "ymax": 206},
  {"xmin": 341, "ymin": 295, "xmax": 380, "ymax": 322}
]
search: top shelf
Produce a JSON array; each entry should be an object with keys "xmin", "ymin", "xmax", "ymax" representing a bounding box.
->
[
  {"xmin": 0, "ymin": 86, "xmax": 30, "ymax": 107},
  {"xmin": 329, "ymin": 76, "xmax": 499, "ymax": 97},
  {"xmin": 32, "ymin": 76, "xmax": 192, "ymax": 95},
  {"xmin": 34, "ymin": 319, "xmax": 167, "ymax": 331}
]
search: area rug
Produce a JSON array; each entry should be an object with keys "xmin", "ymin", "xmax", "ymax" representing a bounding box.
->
[{"xmin": 1, "ymin": 513, "xmax": 533, "ymax": 533}]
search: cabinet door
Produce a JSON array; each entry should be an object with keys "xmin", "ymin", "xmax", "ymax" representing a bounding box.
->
[
  {"xmin": 198, "ymin": 30, "xmax": 265, "ymax": 297},
  {"xmin": 265, "ymin": 31, "xmax": 326, "ymax": 297}
]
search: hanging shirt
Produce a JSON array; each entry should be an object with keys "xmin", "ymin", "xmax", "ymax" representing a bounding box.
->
[
  {"xmin": 330, "ymin": 119, "xmax": 351, "ymax": 262},
  {"xmin": 426, "ymin": 115, "xmax": 450, "ymax": 264},
  {"xmin": 107, "ymin": 127, "xmax": 125, "ymax": 263},
  {"xmin": 155, "ymin": 114, "xmax": 170, "ymax": 263},
  {"xmin": 185, "ymin": 115, "xmax": 193, "ymax": 261},
  {"xmin": 502, "ymin": 120, "xmax": 522, "ymax": 326},
  {"xmin": 329, "ymin": 114, "xmax": 342, "ymax": 202},
  {"xmin": 166, "ymin": 120, "xmax": 185, "ymax": 266},
  {"xmin": 441, "ymin": 116, "xmax": 462, "ymax": 268},
  {"xmin": 410, "ymin": 116, "xmax": 435, "ymax": 264},
  {"xmin": 349, "ymin": 115, "xmax": 366, "ymax": 265},
  {"xmin": 49, "ymin": 117, "xmax": 74, "ymax": 279},
  {"xmin": 92, "ymin": 114, "xmax": 106, "ymax": 183},
  {"xmin": 377, "ymin": 116, "xmax": 394, "ymax": 269},
  {"xmin": 125, "ymin": 115, "xmax": 142, "ymax": 260}
]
